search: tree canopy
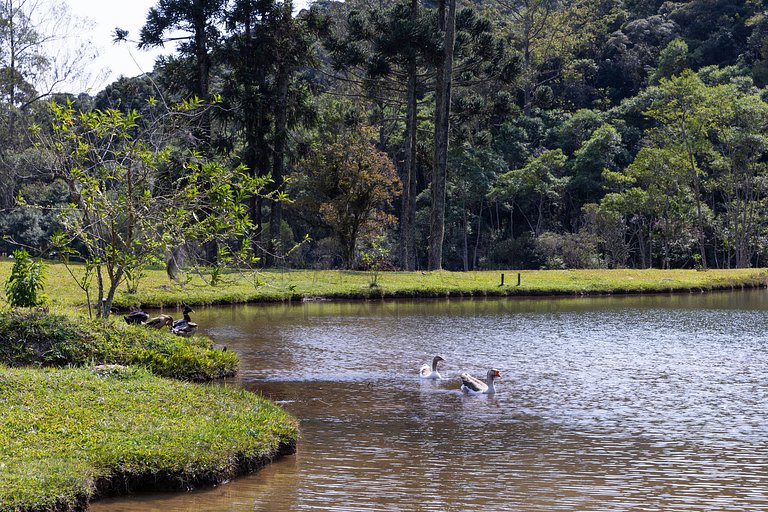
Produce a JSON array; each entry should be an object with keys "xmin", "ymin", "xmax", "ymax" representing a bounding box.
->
[{"xmin": 2, "ymin": 0, "xmax": 768, "ymax": 278}]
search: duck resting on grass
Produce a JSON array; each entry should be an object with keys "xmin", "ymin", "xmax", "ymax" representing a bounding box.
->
[
  {"xmin": 460, "ymin": 368, "xmax": 501, "ymax": 395},
  {"xmin": 171, "ymin": 305, "xmax": 198, "ymax": 337},
  {"xmin": 124, "ymin": 308, "xmax": 149, "ymax": 325},
  {"xmin": 145, "ymin": 314, "xmax": 174, "ymax": 329},
  {"xmin": 419, "ymin": 355, "xmax": 445, "ymax": 380}
]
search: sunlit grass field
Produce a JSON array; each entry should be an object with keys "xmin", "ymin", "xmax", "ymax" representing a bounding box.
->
[{"xmin": 0, "ymin": 259, "xmax": 765, "ymax": 310}]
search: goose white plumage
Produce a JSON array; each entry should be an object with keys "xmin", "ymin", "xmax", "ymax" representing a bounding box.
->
[
  {"xmin": 419, "ymin": 355, "xmax": 445, "ymax": 380},
  {"xmin": 460, "ymin": 368, "xmax": 501, "ymax": 394}
]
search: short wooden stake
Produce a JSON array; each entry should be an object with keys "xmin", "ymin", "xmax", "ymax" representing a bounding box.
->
[
  {"xmin": 517, "ymin": 273, "xmax": 521, "ymax": 286},
  {"xmin": 499, "ymin": 273, "xmax": 505, "ymax": 287}
]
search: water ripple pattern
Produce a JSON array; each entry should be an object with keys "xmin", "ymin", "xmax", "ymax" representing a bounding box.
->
[{"xmin": 92, "ymin": 292, "xmax": 768, "ymax": 512}]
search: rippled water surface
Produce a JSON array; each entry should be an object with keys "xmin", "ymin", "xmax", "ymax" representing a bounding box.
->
[{"xmin": 93, "ymin": 291, "xmax": 768, "ymax": 511}]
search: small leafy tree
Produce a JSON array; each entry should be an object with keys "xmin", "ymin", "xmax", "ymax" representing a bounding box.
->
[
  {"xmin": 360, "ymin": 235, "xmax": 391, "ymax": 288},
  {"xmin": 37, "ymin": 99, "xmax": 270, "ymax": 318},
  {"xmin": 4, "ymin": 249, "xmax": 47, "ymax": 307}
]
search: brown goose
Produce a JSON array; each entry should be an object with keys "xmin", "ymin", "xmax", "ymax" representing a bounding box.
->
[
  {"xmin": 145, "ymin": 314, "xmax": 174, "ymax": 329},
  {"xmin": 419, "ymin": 355, "xmax": 445, "ymax": 380},
  {"xmin": 460, "ymin": 368, "xmax": 501, "ymax": 394}
]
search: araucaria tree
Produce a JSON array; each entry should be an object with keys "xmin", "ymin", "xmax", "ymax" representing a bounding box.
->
[{"xmin": 39, "ymin": 99, "xmax": 268, "ymax": 318}]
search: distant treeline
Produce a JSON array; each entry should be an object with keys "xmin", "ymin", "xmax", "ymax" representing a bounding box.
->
[{"xmin": 2, "ymin": 0, "xmax": 768, "ymax": 272}]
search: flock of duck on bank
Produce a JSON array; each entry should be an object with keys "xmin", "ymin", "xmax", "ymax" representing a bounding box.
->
[
  {"xmin": 124, "ymin": 304, "xmax": 198, "ymax": 337},
  {"xmin": 419, "ymin": 355, "xmax": 502, "ymax": 395}
]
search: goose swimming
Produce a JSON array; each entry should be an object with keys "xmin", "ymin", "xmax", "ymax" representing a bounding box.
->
[
  {"xmin": 460, "ymin": 368, "xmax": 501, "ymax": 394},
  {"xmin": 419, "ymin": 355, "xmax": 445, "ymax": 380}
]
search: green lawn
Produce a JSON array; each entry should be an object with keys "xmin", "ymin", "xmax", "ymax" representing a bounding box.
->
[
  {"xmin": 0, "ymin": 365, "xmax": 298, "ymax": 512},
  {"xmin": 0, "ymin": 259, "xmax": 763, "ymax": 310}
]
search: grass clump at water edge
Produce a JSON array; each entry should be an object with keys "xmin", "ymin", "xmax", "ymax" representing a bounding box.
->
[
  {"xmin": 0, "ymin": 310, "xmax": 238, "ymax": 382},
  {"xmin": 0, "ymin": 365, "xmax": 298, "ymax": 512}
]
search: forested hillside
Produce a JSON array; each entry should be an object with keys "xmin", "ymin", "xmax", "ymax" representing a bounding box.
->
[{"xmin": 2, "ymin": 0, "xmax": 767, "ymax": 273}]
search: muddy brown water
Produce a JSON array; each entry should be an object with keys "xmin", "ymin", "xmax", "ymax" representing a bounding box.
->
[{"xmin": 92, "ymin": 291, "xmax": 768, "ymax": 511}]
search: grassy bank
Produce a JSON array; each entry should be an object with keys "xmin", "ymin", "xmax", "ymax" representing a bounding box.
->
[
  {"xmin": 0, "ymin": 260, "xmax": 764, "ymax": 309},
  {"xmin": 0, "ymin": 310, "xmax": 238, "ymax": 382},
  {"xmin": 0, "ymin": 365, "xmax": 298, "ymax": 512}
]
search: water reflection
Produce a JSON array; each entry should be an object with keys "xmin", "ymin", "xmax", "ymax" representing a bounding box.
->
[{"xmin": 93, "ymin": 291, "xmax": 768, "ymax": 511}]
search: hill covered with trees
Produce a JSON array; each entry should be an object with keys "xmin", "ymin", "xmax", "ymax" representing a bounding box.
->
[{"xmin": 2, "ymin": 0, "xmax": 767, "ymax": 276}]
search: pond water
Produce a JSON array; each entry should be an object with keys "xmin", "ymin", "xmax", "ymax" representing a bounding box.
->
[{"xmin": 92, "ymin": 291, "xmax": 768, "ymax": 511}]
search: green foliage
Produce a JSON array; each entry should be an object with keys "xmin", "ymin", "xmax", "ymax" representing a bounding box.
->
[
  {"xmin": 650, "ymin": 38, "xmax": 689, "ymax": 83},
  {"xmin": 4, "ymin": 0, "xmax": 768, "ymax": 273},
  {"xmin": 490, "ymin": 149, "xmax": 570, "ymax": 236},
  {"xmin": 294, "ymin": 115, "xmax": 401, "ymax": 269},
  {"xmin": 360, "ymin": 235, "xmax": 391, "ymax": 287},
  {"xmin": 4, "ymin": 250, "xmax": 46, "ymax": 308},
  {"xmin": 41, "ymin": 99, "xmax": 269, "ymax": 317},
  {"xmin": 568, "ymin": 123, "xmax": 623, "ymax": 207},
  {"xmin": 535, "ymin": 231, "xmax": 603, "ymax": 269}
]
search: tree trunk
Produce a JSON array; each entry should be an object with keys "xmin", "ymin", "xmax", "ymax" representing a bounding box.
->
[
  {"xmin": 191, "ymin": 0, "xmax": 217, "ymax": 264},
  {"xmin": 428, "ymin": 0, "xmax": 456, "ymax": 271},
  {"xmin": 462, "ymin": 207, "xmax": 469, "ymax": 271},
  {"xmin": 193, "ymin": 0, "xmax": 211, "ymax": 146},
  {"xmin": 636, "ymin": 223, "xmax": 647, "ymax": 269},
  {"xmin": 473, "ymin": 198, "xmax": 483, "ymax": 270},
  {"xmin": 268, "ymin": 58, "xmax": 290, "ymax": 267},
  {"xmin": 689, "ymin": 152, "xmax": 707, "ymax": 269},
  {"xmin": 399, "ymin": 42, "xmax": 418, "ymax": 271}
]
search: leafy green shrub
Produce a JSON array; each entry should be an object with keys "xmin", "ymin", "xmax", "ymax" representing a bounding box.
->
[{"xmin": 4, "ymin": 249, "xmax": 47, "ymax": 307}]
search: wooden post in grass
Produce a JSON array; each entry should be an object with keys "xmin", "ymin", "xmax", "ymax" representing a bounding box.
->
[
  {"xmin": 517, "ymin": 273, "xmax": 521, "ymax": 286},
  {"xmin": 499, "ymin": 273, "xmax": 505, "ymax": 287}
]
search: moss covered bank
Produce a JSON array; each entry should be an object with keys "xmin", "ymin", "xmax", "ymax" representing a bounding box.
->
[{"xmin": 0, "ymin": 365, "xmax": 297, "ymax": 512}]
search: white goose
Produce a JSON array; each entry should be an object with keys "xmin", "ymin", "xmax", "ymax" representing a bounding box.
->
[
  {"xmin": 460, "ymin": 368, "xmax": 501, "ymax": 394},
  {"xmin": 419, "ymin": 355, "xmax": 445, "ymax": 380}
]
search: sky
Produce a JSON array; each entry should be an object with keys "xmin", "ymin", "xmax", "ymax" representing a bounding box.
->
[{"xmin": 60, "ymin": 0, "xmax": 311, "ymax": 94}]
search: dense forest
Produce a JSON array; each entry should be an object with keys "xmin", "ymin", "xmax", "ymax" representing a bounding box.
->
[{"xmin": 2, "ymin": 0, "xmax": 768, "ymax": 277}]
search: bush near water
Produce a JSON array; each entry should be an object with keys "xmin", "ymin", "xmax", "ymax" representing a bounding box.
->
[{"xmin": 0, "ymin": 310, "xmax": 238, "ymax": 382}]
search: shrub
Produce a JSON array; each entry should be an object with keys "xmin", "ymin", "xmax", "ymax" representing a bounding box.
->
[
  {"xmin": 535, "ymin": 231, "xmax": 604, "ymax": 269},
  {"xmin": 4, "ymin": 249, "xmax": 47, "ymax": 307}
]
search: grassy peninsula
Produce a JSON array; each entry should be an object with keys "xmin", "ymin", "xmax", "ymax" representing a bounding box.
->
[
  {"xmin": 0, "ymin": 310, "xmax": 238, "ymax": 381},
  {"xmin": 0, "ymin": 310, "xmax": 298, "ymax": 512},
  {"xmin": 0, "ymin": 365, "xmax": 297, "ymax": 512}
]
